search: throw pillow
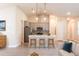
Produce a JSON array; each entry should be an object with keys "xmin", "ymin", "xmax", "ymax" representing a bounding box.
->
[{"xmin": 63, "ymin": 41, "xmax": 72, "ymax": 53}]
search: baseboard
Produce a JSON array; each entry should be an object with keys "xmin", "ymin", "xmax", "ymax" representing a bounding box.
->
[{"xmin": 7, "ymin": 44, "xmax": 20, "ymax": 48}]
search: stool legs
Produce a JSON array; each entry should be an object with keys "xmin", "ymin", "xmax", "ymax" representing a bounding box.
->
[
  {"xmin": 48, "ymin": 39, "xmax": 54, "ymax": 48},
  {"xmin": 39, "ymin": 39, "xmax": 45, "ymax": 48},
  {"xmin": 29, "ymin": 39, "xmax": 36, "ymax": 48},
  {"xmin": 29, "ymin": 39, "xmax": 55, "ymax": 48}
]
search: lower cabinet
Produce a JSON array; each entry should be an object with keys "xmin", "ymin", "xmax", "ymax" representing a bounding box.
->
[{"xmin": 0, "ymin": 35, "xmax": 6, "ymax": 48}]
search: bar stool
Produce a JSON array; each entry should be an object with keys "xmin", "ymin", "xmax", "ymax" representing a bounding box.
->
[
  {"xmin": 29, "ymin": 39, "xmax": 36, "ymax": 48},
  {"xmin": 39, "ymin": 39, "xmax": 45, "ymax": 48},
  {"xmin": 48, "ymin": 39, "xmax": 54, "ymax": 48}
]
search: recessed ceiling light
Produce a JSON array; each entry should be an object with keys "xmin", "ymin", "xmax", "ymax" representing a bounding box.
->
[{"xmin": 67, "ymin": 12, "xmax": 71, "ymax": 15}]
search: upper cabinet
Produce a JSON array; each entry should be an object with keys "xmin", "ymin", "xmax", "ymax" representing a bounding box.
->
[{"xmin": 26, "ymin": 15, "xmax": 49, "ymax": 34}]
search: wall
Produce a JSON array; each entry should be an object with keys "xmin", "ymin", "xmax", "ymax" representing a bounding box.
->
[
  {"xmin": 56, "ymin": 18, "xmax": 67, "ymax": 40},
  {"xmin": 49, "ymin": 15, "xmax": 68, "ymax": 40},
  {"xmin": 75, "ymin": 19, "xmax": 79, "ymax": 41},
  {"xmin": 67, "ymin": 20, "xmax": 75, "ymax": 40},
  {"xmin": 0, "ymin": 6, "xmax": 17, "ymax": 47},
  {"xmin": 16, "ymin": 7, "xmax": 27, "ymax": 47},
  {"xmin": 49, "ymin": 15, "xmax": 57, "ymax": 35},
  {"xmin": 0, "ymin": 6, "xmax": 27, "ymax": 48},
  {"xmin": 49, "ymin": 15, "xmax": 78, "ymax": 41}
]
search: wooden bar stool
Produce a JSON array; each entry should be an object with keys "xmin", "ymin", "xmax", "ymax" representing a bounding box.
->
[
  {"xmin": 30, "ymin": 39, "xmax": 36, "ymax": 48},
  {"xmin": 48, "ymin": 39, "xmax": 54, "ymax": 48},
  {"xmin": 39, "ymin": 39, "xmax": 45, "ymax": 48}
]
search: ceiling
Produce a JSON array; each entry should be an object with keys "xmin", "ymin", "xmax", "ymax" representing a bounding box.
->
[{"xmin": 1, "ymin": 3, "xmax": 79, "ymax": 17}]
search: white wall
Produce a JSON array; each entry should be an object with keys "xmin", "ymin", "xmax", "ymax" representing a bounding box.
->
[
  {"xmin": 75, "ymin": 19, "xmax": 79, "ymax": 40},
  {"xmin": 49, "ymin": 15, "xmax": 57, "ymax": 35},
  {"xmin": 49, "ymin": 15, "xmax": 67, "ymax": 40},
  {"xmin": 67, "ymin": 19, "xmax": 78, "ymax": 41},
  {"xmin": 0, "ymin": 6, "xmax": 27, "ymax": 48},
  {"xmin": 16, "ymin": 7, "xmax": 27, "ymax": 47},
  {"xmin": 56, "ymin": 18, "xmax": 67, "ymax": 40},
  {"xmin": 0, "ymin": 6, "xmax": 17, "ymax": 47}
]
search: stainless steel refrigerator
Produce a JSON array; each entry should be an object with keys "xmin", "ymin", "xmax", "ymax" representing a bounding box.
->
[{"xmin": 24, "ymin": 26, "xmax": 31, "ymax": 43}]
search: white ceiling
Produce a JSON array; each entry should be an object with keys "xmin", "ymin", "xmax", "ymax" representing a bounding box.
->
[
  {"xmin": 16, "ymin": 3, "xmax": 79, "ymax": 17},
  {"xmin": 1, "ymin": 3, "xmax": 79, "ymax": 17}
]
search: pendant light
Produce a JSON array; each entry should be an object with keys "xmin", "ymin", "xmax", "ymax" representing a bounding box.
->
[
  {"xmin": 35, "ymin": 3, "xmax": 38, "ymax": 21},
  {"xmin": 43, "ymin": 3, "xmax": 47, "ymax": 21}
]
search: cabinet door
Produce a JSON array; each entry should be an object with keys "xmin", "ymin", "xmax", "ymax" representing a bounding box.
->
[{"xmin": 0, "ymin": 36, "xmax": 6, "ymax": 48}]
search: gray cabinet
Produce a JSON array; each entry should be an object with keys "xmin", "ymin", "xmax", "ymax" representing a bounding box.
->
[{"xmin": 29, "ymin": 21, "xmax": 49, "ymax": 35}]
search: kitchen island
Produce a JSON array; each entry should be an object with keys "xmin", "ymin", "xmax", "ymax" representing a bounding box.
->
[{"xmin": 29, "ymin": 35, "xmax": 56, "ymax": 48}]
